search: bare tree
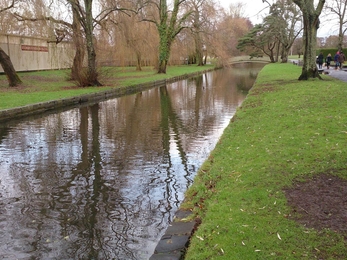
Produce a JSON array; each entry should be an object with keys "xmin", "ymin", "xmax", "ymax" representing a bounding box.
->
[
  {"xmin": 324, "ymin": 34, "xmax": 340, "ymax": 47},
  {"xmin": 216, "ymin": 3, "xmax": 253, "ymax": 62},
  {"xmin": 66, "ymin": 0, "xmax": 140, "ymax": 85},
  {"xmin": 185, "ymin": 0, "xmax": 205, "ymax": 66},
  {"xmin": 114, "ymin": 8, "xmax": 156, "ymax": 70},
  {"xmin": 15, "ymin": 0, "xmax": 139, "ymax": 86},
  {"xmin": 70, "ymin": 0, "xmax": 85, "ymax": 82},
  {"xmin": 12, "ymin": 1, "xmax": 84, "ymax": 81},
  {"xmin": 325, "ymin": 0, "xmax": 347, "ymax": 51},
  {"xmin": 66, "ymin": 0, "xmax": 102, "ymax": 86}
]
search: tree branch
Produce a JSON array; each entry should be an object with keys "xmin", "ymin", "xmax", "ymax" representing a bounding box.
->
[{"xmin": 0, "ymin": 0, "xmax": 15, "ymax": 13}]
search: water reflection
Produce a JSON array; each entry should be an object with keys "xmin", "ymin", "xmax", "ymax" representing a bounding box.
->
[{"xmin": 0, "ymin": 63, "xmax": 264, "ymax": 259}]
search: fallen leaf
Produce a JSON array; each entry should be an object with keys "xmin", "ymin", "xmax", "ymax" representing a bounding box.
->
[{"xmin": 196, "ymin": 236, "xmax": 204, "ymax": 241}]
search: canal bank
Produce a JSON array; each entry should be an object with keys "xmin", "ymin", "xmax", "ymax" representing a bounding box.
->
[
  {"xmin": 173, "ymin": 63, "xmax": 347, "ymax": 259},
  {"xmin": 0, "ymin": 68, "xmax": 214, "ymax": 123},
  {"xmin": 149, "ymin": 62, "xmax": 268, "ymax": 260}
]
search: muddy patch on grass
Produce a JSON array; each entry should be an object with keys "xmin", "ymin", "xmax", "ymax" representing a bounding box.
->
[
  {"xmin": 249, "ymin": 85, "xmax": 277, "ymax": 95},
  {"xmin": 284, "ymin": 174, "xmax": 347, "ymax": 236}
]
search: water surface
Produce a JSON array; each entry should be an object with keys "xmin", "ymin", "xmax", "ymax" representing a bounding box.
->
[{"xmin": 0, "ymin": 63, "xmax": 264, "ymax": 259}]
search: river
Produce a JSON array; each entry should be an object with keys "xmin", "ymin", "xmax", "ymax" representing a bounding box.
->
[{"xmin": 0, "ymin": 63, "xmax": 264, "ymax": 259}]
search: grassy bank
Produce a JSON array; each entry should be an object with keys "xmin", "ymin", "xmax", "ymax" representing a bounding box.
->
[
  {"xmin": 183, "ymin": 63, "xmax": 347, "ymax": 259},
  {"xmin": 0, "ymin": 65, "xmax": 214, "ymax": 110}
]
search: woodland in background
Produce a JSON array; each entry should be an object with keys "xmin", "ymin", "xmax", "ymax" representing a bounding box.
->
[
  {"xmin": 1, "ymin": 0, "xmax": 347, "ymax": 86},
  {"xmin": 0, "ymin": 0, "xmax": 252, "ymax": 87}
]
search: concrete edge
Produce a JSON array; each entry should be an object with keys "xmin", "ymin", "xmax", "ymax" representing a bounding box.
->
[{"xmin": 149, "ymin": 209, "xmax": 199, "ymax": 260}]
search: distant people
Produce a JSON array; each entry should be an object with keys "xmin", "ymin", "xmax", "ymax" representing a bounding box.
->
[
  {"xmin": 334, "ymin": 51, "xmax": 340, "ymax": 70},
  {"xmin": 317, "ymin": 52, "xmax": 324, "ymax": 69},
  {"xmin": 326, "ymin": 53, "xmax": 332, "ymax": 69},
  {"xmin": 339, "ymin": 51, "xmax": 346, "ymax": 70}
]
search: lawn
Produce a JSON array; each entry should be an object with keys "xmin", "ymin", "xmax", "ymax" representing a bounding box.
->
[{"xmin": 182, "ymin": 63, "xmax": 347, "ymax": 259}]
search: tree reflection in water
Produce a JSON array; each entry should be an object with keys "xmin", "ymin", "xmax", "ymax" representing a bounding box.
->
[{"xmin": 0, "ymin": 63, "xmax": 264, "ymax": 259}]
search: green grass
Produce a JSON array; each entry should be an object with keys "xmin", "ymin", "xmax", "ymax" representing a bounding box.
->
[
  {"xmin": 182, "ymin": 63, "xmax": 347, "ymax": 259},
  {"xmin": 0, "ymin": 65, "xmax": 214, "ymax": 110}
]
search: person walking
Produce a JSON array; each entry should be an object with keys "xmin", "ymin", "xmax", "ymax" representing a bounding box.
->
[
  {"xmin": 334, "ymin": 51, "xmax": 340, "ymax": 70},
  {"xmin": 338, "ymin": 51, "xmax": 346, "ymax": 70},
  {"xmin": 326, "ymin": 53, "xmax": 332, "ymax": 69},
  {"xmin": 317, "ymin": 52, "xmax": 324, "ymax": 69}
]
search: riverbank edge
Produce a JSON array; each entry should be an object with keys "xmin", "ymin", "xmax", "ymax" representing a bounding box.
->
[
  {"xmin": 149, "ymin": 63, "xmax": 347, "ymax": 259},
  {"xmin": 149, "ymin": 63, "xmax": 268, "ymax": 260},
  {"xmin": 173, "ymin": 63, "xmax": 347, "ymax": 260},
  {"xmin": 0, "ymin": 68, "xmax": 215, "ymax": 123}
]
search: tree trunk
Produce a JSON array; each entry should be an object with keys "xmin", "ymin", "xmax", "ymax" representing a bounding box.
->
[
  {"xmin": 275, "ymin": 42, "xmax": 281, "ymax": 62},
  {"xmin": 195, "ymin": 32, "xmax": 204, "ymax": 66},
  {"xmin": 281, "ymin": 51, "xmax": 289, "ymax": 63},
  {"xmin": 281, "ymin": 44, "xmax": 289, "ymax": 63},
  {"xmin": 155, "ymin": 0, "xmax": 186, "ymax": 74},
  {"xmin": 298, "ymin": 14, "xmax": 320, "ymax": 80},
  {"xmin": 71, "ymin": 1, "xmax": 84, "ymax": 81},
  {"xmin": 135, "ymin": 50, "xmax": 142, "ymax": 71},
  {"xmin": 193, "ymin": 6, "xmax": 204, "ymax": 66},
  {"xmin": 158, "ymin": 59, "xmax": 167, "ymax": 74},
  {"xmin": 265, "ymin": 42, "xmax": 276, "ymax": 63},
  {"xmin": 293, "ymin": 0, "xmax": 325, "ymax": 80},
  {"xmin": 158, "ymin": 27, "xmax": 170, "ymax": 74},
  {"xmin": 84, "ymin": 0, "xmax": 101, "ymax": 86},
  {"xmin": 338, "ymin": 29, "xmax": 343, "ymax": 52},
  {"xmin": 0, "ymin": 47, "xmax": 22, "ymax": 87}
]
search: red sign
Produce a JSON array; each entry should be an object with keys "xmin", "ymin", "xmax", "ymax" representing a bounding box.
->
[{"xmin": 21, "ymin": 45, "xmax": 48, "ymax": 52}]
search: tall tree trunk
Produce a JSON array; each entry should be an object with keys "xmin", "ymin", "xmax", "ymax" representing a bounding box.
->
[
  {"xmin": 195, "ymin": 32, "xmax": 203, "ymax": 66},
  {"xmin": 299, "ymin": 14, "xmax": 320, "ymax": 80},
  {"xmin": 71, "ymin": 0, "xmax": 84, "ymax": 81},
  {"xmin": 155, "ymin": 0, "xmax": 188, "ymax": 74},
  {"xmin": 293, "ymin": 0, "xmax": 325, "ymax": 80},
  {"xmin": 84, "ymin": 0, "xmax": 101, "ymax": 86},
  {"xmin": 158, "ymin": 25, "xmax": 170, "ymax": 73},
  {"xmin": 0, "ymin": 47, "xmax": 22, "ymax": 87},
  {"xmin": 192, "ymin": 5, "xmax": 204, "ymax": 66},
  {"xmin": 157, "ymin": 0, "xmax": 169, "ymax": 74}
]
